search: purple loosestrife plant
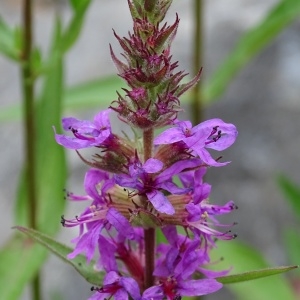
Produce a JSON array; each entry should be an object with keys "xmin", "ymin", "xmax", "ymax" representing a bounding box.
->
[{"xmin": 55, "ymin": 1, "xmax": 238, "ymax": 299}]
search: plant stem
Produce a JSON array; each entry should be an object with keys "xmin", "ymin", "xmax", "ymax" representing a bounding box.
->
[
  {"xmin": 143, "ymin": 129, "xmax": 154, "ymax": 162},
  {"xmin": 22, "ymin": 0, "xmax": 41, "ymax": 299},
  {"xmin": 192, "ymin": 1, "xmax": 205, "ymax": 299},
  {"xmin": 191, "ymin": 0, "xmax": 204, "ymax": 125},
  {"xmin": 143, "ymin": 129, "xmax": 155, "ymax": 289}
]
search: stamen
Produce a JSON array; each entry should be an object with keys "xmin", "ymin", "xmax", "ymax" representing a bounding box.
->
[
  {"xmin": 205, "ymin": 126, "xmax": 222, "ymax": 145},
  {"xmin": 60, "ymin": 215, "xmax": 66, "ymax": 226}
]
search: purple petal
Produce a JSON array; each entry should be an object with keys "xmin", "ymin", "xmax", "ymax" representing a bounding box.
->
[
  {"xmin": 114, "ymin": 289, "xmax": 128, "ymax": 300},
  {"xmin": 142, "ymin": 286, "xmax": 164, "ymax": 300},
  {"xmin": 67, "ymin": 222, "xmax": 103, "ymax": 262},
  {"xmin": 154, "ymin": 247, "xmax": 179, "ymax": 277},
  {"xmin": 194, "ymin": 181, "xmax": 211, "ymax": 204},
  {"xmin": 106, "ymin": 208, "xmax": 135, "ymax": 239},
  {"xmin": 206, "ymin": 127, "xmax": 237, "ymax": 151},
  {"xmin": 178, "ymin": 171, "xmax": 194, "ymax": 188},
  {"xmin": 104, "ymin": 271, "xmax": 120, "ymax": 284},
  {"xmin": 154, "ymin": 127, "xmax": 185, "ymax": 145},
  {"xmin": 84, "ymin": 169, "xmax": 108, "ymax": 200},
  {"xmin": 75, "ymin": 120, "xmax": 98, "ymax": 134},
  {"xmin": 183, "ymin": 128, "xmax": 209, "ymax": 150},
  {"xmin": 186, "ymin": 203, "xmax": 201, "ymax": 221},
  {"xmin": 176, "ymin": 120, "xmax": 193, "ymax": 131},
  {"xmin": 146, "ymin": 191, "xmax": 175, "ymax": 215},
  {"xmin": 174, "ymin": 240, "xmax": 200, "ymax": 279},
  {"xmin": 156, "ymin": 159, "xmax": 202, "ymax": 183},
  {"xmin": 114, "ymin": 174, "xmax": 142, "ymax": 190},
  {"xmin": 94, "ymin": 130, "xmax": 111, "ymax": 145},
  {"xmin": 94, "ymin": 109, "xmax": 112, "ymax": 131},
  {"xmin": 192, "ymin": 118, "xmax": 224, "ymax": 132},
  {"xmin": 98, "ymin": 235, "xmax": 118, "ymax": 272},
  {"xmin": 202, "ymin": 200, "xmax": 236, "ymax": 215},
  {"xmin": 177, "ymin": 279, "xmax": 222, "ymax": 296},
  {"xmin": 160, "ymin": 181, "xmax": 191, "ymax": 195},
  {"xmin": 192, "ymin": 148, "xmax": 229, "ymax": 167},
  {"xmin": 143, "ymin": 158, "xmax": 163, "ymax": 173},
  {"xmin": 55, "ymin": 133, "xmax": 94, "ymax": 149},
  {"xmin": 165, "ymin": 248, "xmax": 179, "ymax": 275},
  {"xmin": 162, "ymin": 226, "xmax": 178, "ymax": 245},
  {"xmin": 89, "ymin": 292, "xmax": 108, "ymax": 300},
  {"xmin": 193, "ymin": 119, "xmax": 238, "ymax": 151},
  {"xmin": 120, "ymin": 277, "xmax": 141, "ymax": 300},
  {"xmin": 61, "ymin": 117, "xmax": 80, "ymax": 130}
]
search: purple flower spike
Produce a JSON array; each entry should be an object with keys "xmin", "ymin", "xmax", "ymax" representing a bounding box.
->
[
  {"xmin": 58, "ymin": 2, "xmax": 239, "ymax": 298},
  {"xmin": 55, "ymin": 109, "xmax": 112, "ymax": 149}
]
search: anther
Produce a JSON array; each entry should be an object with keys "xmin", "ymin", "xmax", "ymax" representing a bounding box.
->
[{"xmin": 60, "ymin": 215, "xmax": 66, "ymax": 227}]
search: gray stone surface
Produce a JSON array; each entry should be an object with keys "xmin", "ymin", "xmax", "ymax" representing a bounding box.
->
[{"xmin": 1, "ymin": 0, "xmax": 300, "ymax": 299}]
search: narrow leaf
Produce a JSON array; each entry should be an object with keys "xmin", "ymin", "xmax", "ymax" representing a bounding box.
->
[
  {"xmin": 0, "ymin": 75, "xmax": 123, "ymax": 122},
  {"xmin": 0, "ymin": 234, "xmax": 47, "ymax": 300},
  {"xmin": 210, "ymin": 240, "xmax": 296, "ymax": 300},
  {"xmin": 284, "ymin": 229, "xmax": 300, "ymax": 276},
  {"xmin": 216, "ymin": 265, "xmax": 298, "ymax": 284},
  {"xmin": 203, "ymin": 0, "xmax": 300, "ymax": 103},
  {"xmin": 60, "ymin": 0, "xmax": 91, "ymax": 54},
  {"xmin": 0, "ymin": 16, "xmax": 20, "ymax": 60},
  {"xmin": 64, "ymin": 75, "xmax": 124, "ymax": 109},
  {"xmin": 14, "ymin": 226, "xmax": 104, "ymax": 286},
  {"xmin": 69, "ymin": 0, "xmax": 88, "ymax": 12},
  {"xmin": 278, "ymin": 175, "xmax": 300, "ymax": 222},
  {"xmin": 15, "ymin": 18, "xmax": 67, "ymax": 236}
]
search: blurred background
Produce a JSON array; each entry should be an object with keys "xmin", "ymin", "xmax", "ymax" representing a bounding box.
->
[{"xmin": 0, "ymin": 0, "xmax": 300, "ymax": 299}]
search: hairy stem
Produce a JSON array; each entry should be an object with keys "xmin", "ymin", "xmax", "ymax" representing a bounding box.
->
[
  {"xmin": 143, "ymin": 129, "xmax": 155, "ymax": 289},
  {"xmin": 22, "ymin": 0, "xmax": 41, "ymax": 299},
  {"xmin": 191, "ymin": 0, "xmax": 204, "ymax": 125}
]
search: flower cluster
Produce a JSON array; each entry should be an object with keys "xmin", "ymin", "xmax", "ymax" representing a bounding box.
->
[{"xmin": 55, "ymin": 1, "xmax": 238, "ymax": 299}]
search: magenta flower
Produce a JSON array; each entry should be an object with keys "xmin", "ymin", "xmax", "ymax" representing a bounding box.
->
[
  {"xmin": 154, "ymin": 119, "xmax": 238, "ymax": 166},
  {"xmin": 115, "ymin": 158, "xmax": 201, "ymax": 215},
  {"xmin": 55, "ymin": 109, "xmax": 112, "ymax": 149},
  {"xmin": 142, "ymin": 228, "xmax": 223, "ymax": 299},
  {"xmin": 90, "ymin": 271, "xmax": 141, "ymax": 300}
]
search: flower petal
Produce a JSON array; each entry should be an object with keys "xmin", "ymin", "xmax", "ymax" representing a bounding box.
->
[
  {"xmin": 154, "ymin": 127, "xmax": 185, "ymax": 145},
  {"xmin": 177, "ymin": 278, "xmax": 222, "ymax": 296},
  {"xmin": 55, "ymin": 133, "xmax": 93, "ymax": 149},
  {"xmin": 106, "ymin": 208, "xmax": 135, "ymax": 239},
  {"xmin": 143, "ymin": 158, "xmax": 163, "ymax": 173},
  {"xmin": 120, "ymin": 277, "xmax": 141, "ymax": 300},
  {"xmin": 146, "ymin": 191, "xmax": 175, "ymax": 215}
]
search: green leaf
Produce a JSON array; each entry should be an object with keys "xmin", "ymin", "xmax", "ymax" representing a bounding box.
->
[
  {"xmin": 14, "ymin": 226, "xmax": 104, "ymax": 286},
  {"xmin": 210, "ymin": 240, "xmax": 297, "ymax": 300},
  {"xmin": 216, "ymin": 265, "xmax": 298, "ymax": 284},
  {"xmin": 0, "ymin": 234, "xmax": 47, "ymax": 300},
  {"xmin": 60, "ymin": 0, "xmax": 91, "ymax": 54},
  {"xmin": 15, "ymin": 18, "xmax": 67, "ymax": 235},
  {"xmin": 0, "ymin": 75, "xmax": 123, "ymax": 122},
  {"xmin": 0, "ymin": 16, "xmax": 20, "ymax": 60},
  {"xmin": 278, "ymin": 175, "xmax": 300, "ymax": 222},
  {"xmin": 69, "ymin": 0, "xmax": 88, "ymax": 12},
  {"xmin": 284, "ymin": 229, "xmax": 300, "ymax": 276},
  {"xmin": 64, "ymin": 75, "xmax": 124, "ymax": 110},
  {"xmin": 203, "ymin": 0, "xmax": 300, "ymax": 103}
]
